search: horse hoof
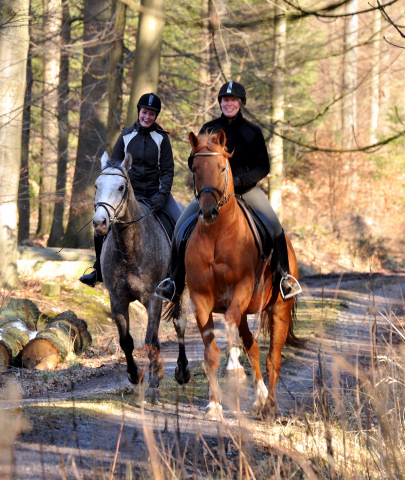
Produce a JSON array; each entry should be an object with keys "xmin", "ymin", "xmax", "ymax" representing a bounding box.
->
[
  {"xmin": 148, "ymin": 374, "xmax": 160, "ymax": 390},
  {"xmin": 175, "ymin": 366, "xmax": 190, "ymax": 385},
  {"xmin": 205, "ymin": 402, "xmax": 223, "ymax": 421},
  {"xmin": 127, "ymin": 367, "xmax": 144, "ymax": 385},
  {"xmin": 145, "ymin": 386, "xmax": 159, "ymax": 404},
  {"xmin": 261, "ymin": 402, "xmax": 277, "ymax": 422}
]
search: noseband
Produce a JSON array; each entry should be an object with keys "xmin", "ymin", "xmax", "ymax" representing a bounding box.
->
[
  {"xmin": 192, "ymin": 151, "xmax": 234, "ymax": 210},
  {"xmin": 94, "ymin": 166, "xmax": 129, "ymax": 225}
]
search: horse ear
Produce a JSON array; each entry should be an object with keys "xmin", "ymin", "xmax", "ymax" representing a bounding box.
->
[
  {"xmin": 122, "ymin": 152, "xmax": 133, "ymax": 172},
  {"xmin": 217, "ymin": 129, "xmax": 226, "ymax": 147},
  {"xmin": 101, "ymin": 151, "xmax": 109, "ymax": 170},
  {"xmin": 189, "ymin": 132, "xmax": 199, "ymax": 150}
]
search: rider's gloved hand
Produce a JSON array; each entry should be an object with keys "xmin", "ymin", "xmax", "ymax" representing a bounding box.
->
[{"xmin": 149, "ymin": 192, "xmax": 166, "ymax": 211}]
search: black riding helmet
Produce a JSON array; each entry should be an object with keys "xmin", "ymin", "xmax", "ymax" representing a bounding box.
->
[
  {"xmin": 137, "ymin": 93, "xmax": 161, "ymax": 117},
  {"xmin": 218, "ymin": 81, "xmax": 246, "ymax": 106}
]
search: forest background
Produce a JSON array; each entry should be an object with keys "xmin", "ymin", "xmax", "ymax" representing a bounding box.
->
[{"xmin": 0, "ymin": 0, "xmax": 404, "ymax": 288}]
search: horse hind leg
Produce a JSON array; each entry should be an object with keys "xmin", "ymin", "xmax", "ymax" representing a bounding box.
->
[
  {"xmin": 237, "ymin": 314, "xmax": 268, "ymax": 417},
  {"xmin": 145, "ymin": 297, "xmax": 165, "ymax": 389},
  {"xmin": 172, "ymin": 316, "xmax": 190, "ymax": 385},
  {"xmin": 263, "ymin": 305, "xmax": 291, "ymax": 421}
]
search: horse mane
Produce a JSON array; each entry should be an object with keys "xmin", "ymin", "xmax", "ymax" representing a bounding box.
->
[{"xmin": 194, "ymin": 131, "xmax": 233, "ymax": 158}]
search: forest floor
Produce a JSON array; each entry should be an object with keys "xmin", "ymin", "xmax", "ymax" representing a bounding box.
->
[{"xmin": 0, "ymin": 248, "xmax": 404, "ymax": 479}]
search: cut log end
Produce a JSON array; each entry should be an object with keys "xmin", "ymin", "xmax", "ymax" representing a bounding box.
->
[
  {"xmin": 0, "ymin": 343, "xmax": 11, "ymax": 372},
  {"xmin": 22, "ymin": 338, "xmax": 59, "ymax": 370}
]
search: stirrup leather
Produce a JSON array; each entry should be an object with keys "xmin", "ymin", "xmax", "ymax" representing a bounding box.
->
[
  {"xmin": 154, "ymin": 277, "xmax": 176, "ymax": 302},
  {"xmin": 280, "ymin": 274, "xmax": 302, "ymax": 300}
]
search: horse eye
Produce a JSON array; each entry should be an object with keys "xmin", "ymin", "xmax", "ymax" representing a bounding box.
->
[
  {"xmin": 221, "ymin": 167, "xmax": 226, "ymax": 173},
  {"xmin": 118, "ymin": 185, "xmax": 124, "ymax": 191},
  {"xmin": 94, "ymin": 184, "xmax": 97, "ymax": 189}
]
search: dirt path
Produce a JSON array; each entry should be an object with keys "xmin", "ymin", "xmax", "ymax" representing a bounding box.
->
[{"xmin": 2, "ymin": 273, "xmax": 404, "ymax": 479}]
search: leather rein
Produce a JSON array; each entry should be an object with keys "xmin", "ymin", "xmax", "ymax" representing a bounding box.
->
[{"xmin": 192, "ymin": 151, "xmax": 234, "ymax": 210}]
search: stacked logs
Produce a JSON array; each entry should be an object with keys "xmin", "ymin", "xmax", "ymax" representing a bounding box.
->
[{"xmin": 0, "ymin": 299, "xmax": 92, "ymax": 371}]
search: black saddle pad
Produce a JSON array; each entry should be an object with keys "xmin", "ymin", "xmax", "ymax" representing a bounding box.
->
[
  {"xmin": 237, "ymin": 198, "xmax": 274, "ymax": 259},
  {"xmin": 155, "ymin": 209, "xmax": 176, "ymax": 239}
]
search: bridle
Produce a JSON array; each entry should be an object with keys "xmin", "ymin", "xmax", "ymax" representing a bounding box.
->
[
  {"xmin": 192, "ymin": 151, "xmax": 234, "ymax": 210},
  {"xmin": 94, "ymin": 165, "xmax": 151, "ymax": 227}
]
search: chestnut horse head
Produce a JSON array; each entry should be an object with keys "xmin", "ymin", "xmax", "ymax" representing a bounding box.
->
[{"xmin": 189, "ymin": 130, "xmax": 234, "ymax": 225}]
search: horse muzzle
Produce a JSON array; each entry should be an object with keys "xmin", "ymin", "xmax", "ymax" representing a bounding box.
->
[
  {"xmin": 199, "ymin": 206, "xmax": 219, "ymax": 225},
  {"xmin": 92, "ymin": 209, "xmax": 110, "ymax": 235}
]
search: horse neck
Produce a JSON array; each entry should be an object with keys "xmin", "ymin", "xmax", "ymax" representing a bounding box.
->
[{"xmin": 112, "ymin": 191, "xmax": 145, "ymax": 260}]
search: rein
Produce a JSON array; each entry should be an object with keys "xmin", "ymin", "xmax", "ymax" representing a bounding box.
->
[
  {"xmin": 95, "ymin": 166, "xmax": 153, "ymax": 227},
  {"xmin": 192, "ymin": 151, "xmax": 234, "ymax": 210}
]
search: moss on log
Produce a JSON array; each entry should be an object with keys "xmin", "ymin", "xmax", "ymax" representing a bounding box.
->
[{"xmin": 0, "ymin": 298, "xmax": 40, "ymax": 331}]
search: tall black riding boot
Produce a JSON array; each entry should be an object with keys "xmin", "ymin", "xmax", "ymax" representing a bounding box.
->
[
  {"xmin": 274, "ymin": 230, "xmax": 302, "ymax": 300},
  {"xmin": 155, "ymin": 238, "xmax": 186, "ymax": 302},
  {"xmin": 79, "ymin": 234, "xmax": 104, "ymax": 287}
]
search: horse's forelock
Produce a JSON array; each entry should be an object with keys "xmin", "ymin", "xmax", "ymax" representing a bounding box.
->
[
  {"xmin": 104, "ymin": 158, "xmax": 123, "ymax": 171},
  {"xmin": 195, "ymin": 132, "xmax": 232, "ymax": 158}
]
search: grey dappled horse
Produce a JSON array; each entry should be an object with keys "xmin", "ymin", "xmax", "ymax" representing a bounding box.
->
[{"xmin": 92, "ymin": 152, "xmax": 190, "ymax": 388}]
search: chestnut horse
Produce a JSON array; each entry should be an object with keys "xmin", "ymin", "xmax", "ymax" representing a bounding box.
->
[{"xmin": 171, "ymin": 130, "xmax": 301, "ymax": 421}]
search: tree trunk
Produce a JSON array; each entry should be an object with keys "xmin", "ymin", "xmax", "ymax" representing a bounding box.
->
[
  {"xmin": 37, "ymin": 0, "xmax": 62, "ymax": 238},
  {"xmin": 341, "ymin": 0, "xmax": 358, "ymax": 149},
  {"xmin": 198, "ymin": 0, "xmax": 211, "ymax": 126},
  {"xmin": 48, "ymin": 1, "xmax": 71, "ymax": 247},
  {"xmin": 269, "ymin": 1, "xmax": 286, "ymax": 220},
  {"xmin": 209, "ymin": 0, "xmax": 231, "ymax": 83},
  {"xmin": 0, "ymin": 0, "xmax": 30, "ymax": 287},
  {"xmin": 106, "ymin": 0, "xmax": 127, "ymax": 152},
  {"xmin": 369, "ymin": 7, "xmax": 381, "ymax": 145},
  {"xmin": 126, "ymin": 0, "xmax": 165, "ymax": 125},
  {"xmin": 63, "ymin": 0, "xmax": 112, "ymax": 247},
  {"xmin": 18, "ymin": 35, "xmax": 33, "ymax": 245}
]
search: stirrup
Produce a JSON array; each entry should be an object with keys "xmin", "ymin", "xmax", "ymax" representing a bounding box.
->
[
  {"xmin": 154, "ymin": 277, "xmax": 176, "ymax": 302},
  {"xmin": 280, "ymin": 274, "xmax": 302, "ymax": 300}
]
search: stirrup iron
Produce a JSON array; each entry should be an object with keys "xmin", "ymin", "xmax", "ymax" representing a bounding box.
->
[
  {"xmin": 280, "ymin": 274, "xmax": 302, "ymax": 300},
  {"xmin": 154, "ymin": 277, "xmax": 176, "ymax": 302}
]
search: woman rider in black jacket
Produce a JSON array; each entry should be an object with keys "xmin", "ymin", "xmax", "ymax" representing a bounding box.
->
[
  {"xmin": 80, "ymin": 93, "xmax": 182, "ymax": 287},
  {"xmin": 155, "ymin": 81, "xmax": 301, "ymax": 302}
]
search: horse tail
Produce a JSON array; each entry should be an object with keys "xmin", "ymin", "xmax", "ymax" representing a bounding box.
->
[
  {"xmin": 261, "ymin": 297, "xmax": 306, "ymax": 349},
  {"xmin": 286, "ymin": 297, "xmax": 306, "ymax": 348},
  {"xmin": 162, "ymin": 295, "xmax": 183, "ymax": 323}
]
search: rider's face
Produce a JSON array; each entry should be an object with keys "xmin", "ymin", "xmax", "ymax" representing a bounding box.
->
[
  {"xmin": 139, "ymin": 107, "xmax": 157, "ymax": 128},
  {"xmin": 220, "ymin": 96, "xmax": 241, "ymax": 118}
]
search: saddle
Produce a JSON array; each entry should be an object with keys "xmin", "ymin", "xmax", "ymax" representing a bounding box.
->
[
  {"xmin": 138, "ymin": 199, "xmax": 176, "ymax": 245},
  {"xmin": 175, "ymin": 199, "xmax": 275, "ymax": 265}
]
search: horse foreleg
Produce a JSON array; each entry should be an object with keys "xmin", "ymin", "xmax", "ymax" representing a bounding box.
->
[
  {"xmin": 111, "ymin": 298, "xmax": 142, "ymax": 384},
  {"xmin": 172, "ymin": 317, "xmax": 190, "ymax": 385},
  {"xmin": 264, "ymin": 309, "xmax": 290, "ymax": 421},
  {"xmin": 145, "ymin": 297, "xmax": 164, "ymax": 389},
  {"xmin": 198, "ymin": 312, "xmax": 222, "ymax": 421}
]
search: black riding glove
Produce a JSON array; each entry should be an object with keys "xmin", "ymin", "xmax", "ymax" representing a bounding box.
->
[{"xmin": 149, "ymin": 192, "xmax": 166, "ymax": 211}]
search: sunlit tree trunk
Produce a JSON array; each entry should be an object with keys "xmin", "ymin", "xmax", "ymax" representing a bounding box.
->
[
  {"xmin": 37, "ymin": 0, "xmax": 62, "ymax": 239},
  {"xmin": 342, "ymin": 0, "xmax": 358, "ymax": 149},
  {"xmin": 269, "ymin": 1, "xmax": 286, "ymax": 220},
  {"xmin": 106, "ymin": 0, "xmax": 127, "ymax": 151},
  {"xmin": 63, "ymin": 0, "xmax": 111, "ymax": 247},
  {"xmin": 198, "ymin": 0, "xmax": 211, "ymax": 126},
  {"xmin": 210, "ymin": 0, "xmax": 231, "ymax": 82},
  {"xmin": 126, "ymin": 0, "xmax": 165, "ymax": 125},
  {"xmin": 369, "ymin": 7, "xmax": 381, "ymax": 145},
  {"xmin": 48, "ymin": 1, "xmax": 70, "ymax": 247},
  {"xmin": 0, "ymin": 0, "xmax": 29, "ymax": 287}
]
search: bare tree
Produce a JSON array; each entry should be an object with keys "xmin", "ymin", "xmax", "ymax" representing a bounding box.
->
[
  {"xmin": 37, "ymin": 0, "xmax": 62, "ymax": 239},
  {"xmin": 0, "ymin": 0, "xmax": 30, "ymax": 287},
  {"xmin": 63, "ymin": 0, "xmax": 112, "ymax": 248},
  {"xmin": 126, "ymin": 0, "xmax": 165, "ymax": 124}
]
